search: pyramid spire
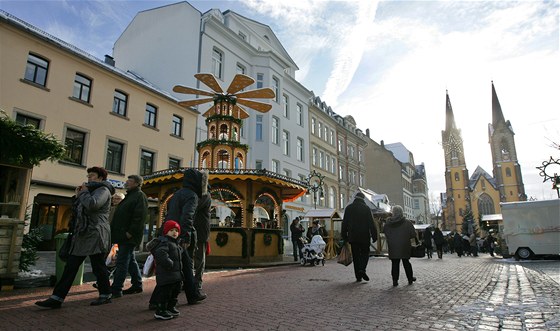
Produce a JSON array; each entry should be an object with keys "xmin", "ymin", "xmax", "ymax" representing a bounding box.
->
[
  {"xmin": 491, "ymin": 81, "xmax": 506, "ymax": 126},
  {"xmin": 445, "ymin": 90, "xmax": 457, "ymax": 130}
]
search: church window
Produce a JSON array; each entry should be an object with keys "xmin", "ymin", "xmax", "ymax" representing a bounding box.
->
[
  {"xmin": 217, "ymin": 150, "xmax": 229, "ymax": 169},
  {"xmin": 505, "ymin": 168, "xmax": 512, "ymax": 177},
  {"xmin": 477, "ymin": 193, "xmax": 495, "ymax": 215},
  {"xmin": 459, "ymin": 208, "xmax": 463, "ymax": 216},
  {"xmin": 454, "ymin": 172, "xmax": 460, "ymax": 181},
  {"xmin": 458, "ymin": 194, "xmax": 461, "ymax": 199}
]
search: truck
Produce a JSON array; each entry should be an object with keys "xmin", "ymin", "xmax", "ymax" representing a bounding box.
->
[{"xmin": 501, "ymin": 199, "xmax": 560, "ymax": 260}]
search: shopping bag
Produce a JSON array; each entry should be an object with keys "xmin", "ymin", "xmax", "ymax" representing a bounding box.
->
[
  {"xmin": 142, "ymin": 254, "xmax": 156, "ymax": 277},
  {"xmin": 105, "ymin": 244, "xmax": 119, "ymax": 267},
  {"xmin": 410, "ymin": 243, "xmax": 426, "ymax": 258},
  {"xmin": 337, "ymin": 243, "xmax": 353, "ymax": 266}
]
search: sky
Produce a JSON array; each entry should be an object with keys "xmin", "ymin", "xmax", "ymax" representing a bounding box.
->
[{"xmin": 2, "ymin": 0, "xmax": 559, "ymax": 202}]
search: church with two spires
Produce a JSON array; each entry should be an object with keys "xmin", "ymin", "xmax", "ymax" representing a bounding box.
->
[{"xmin": 441, "ymin": 82, "xmax": 527, "ymax": 232}]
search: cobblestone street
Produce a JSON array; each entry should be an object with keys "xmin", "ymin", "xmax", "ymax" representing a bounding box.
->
[{"xmin": 1, "ymin": 254, "xmax": 558, "ymax": 330}]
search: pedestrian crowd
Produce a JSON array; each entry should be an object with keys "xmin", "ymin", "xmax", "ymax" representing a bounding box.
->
[{"xmin": 35, "ymin": 166, "xmax": 211, "ymax": 321}]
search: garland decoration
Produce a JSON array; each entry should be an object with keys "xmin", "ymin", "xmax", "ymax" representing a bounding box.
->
[
  {"xmin": 216, "ymin": 232, "xmax": 229, "ymax": 247},
  {"xmin": 263, "ymin": 233, "xmax": 273, "ymax": 246}
]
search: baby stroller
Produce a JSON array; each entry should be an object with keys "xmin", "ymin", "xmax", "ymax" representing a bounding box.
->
[{"xmin": 300, "ymin": 235, "xmax": 326, "ymax": 266}]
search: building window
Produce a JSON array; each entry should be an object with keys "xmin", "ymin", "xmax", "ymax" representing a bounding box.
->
[
  {"xmin": 329, "ymin": 187, "xmax": 336, "ymax": 209},
  {"xmin": 105, "ymin": 140, "xmax": 123, "ymax": 173},
  {"xmin": 112, "ymin": 90, "xmax": 128, "ymax": 116},
  {"xmin": 169, "ymin": 157, "xmax": 181, "ymax": 169},
  {"xmin": 212, "ymin": 48, "xmax": 223, "ymax": 79},
  {"xmin": 64, "ymin": 128, "xmax": 85, "ymax": 165},
  {"xmin": 282, "ymin": 130, "xmax": 290, "ymax": 156},
  {"xmin": 256, "ymin": 115, "xmax": 263, "ymax": 141},
  {"xmin": 271, "ymin": 159, "xmax": 279, "ymax": 173},
  {"xmin": 24, "ymin": 53, "xmax": 49, "ymax": 86},
  {"xmin": 311, "ymin": 118, "xmax": 316, "ymax": 134},
  {"xmin": 454, "ymin": 172, "xmax": 460, "ymax": 181},
  {"xmin": 272, "ymin": 77, "xmax": 279, "ymax": 102},
  {"xmin": 296, "ymin": 138, "xmax": 304, "ymax": 161},
  {"xmin": 257, "ymin": 73, "xmax": 264, "ymax": 89},
  {"xmin": 145, "ymin": 103, "xmax": 157, "ymax": 128},
  {"xmin": 339, "ymin": 165, "xmax": 344, "ymax": 180},
  {"xmin": 296, "ymin": 104, "xmax": 303, "ymax": 126},
  {"xmin": 331, "ymin": 157, "xmax": 336, "ymax": 174},
  {"xmin": 312, "ymin": 147, "xmax": 317, "ymax": 166},
  {"xmin": 319, "ymin": 151, "xmax": 324, "ymax": 169},
  {"xmin": 218, "ymin": 150, "xmax": 229, "ymax": 169},
  {"xmin": 326, "ymin": 155, "xmax": 330, "ymax": 171},
  {"xmin": 283, "ymin": 169, "xmax": 291, "ymax": 178},
  {"xmin": 478, "ymin": 193, "xmax": 495, "ymax": 215},
  {"xmin": 140, "ymin": 149, "xmax": 154, "ymax": 175},
  {"xmin": 340, "ymin": 193, "xmax": 346, "ymax": 209},
  {"xmin": 330, "ymin": 130, "xmax": 334, "ymax": 145},
  {"xmin": 236, "ymin": 63, "xmax": 245, "ymax": 75},
  {"xmin": 255, "ymin": 160, "xmax": 263, "ymax": 170},
  {"xmin": 338, "ymin": 138, "xmax": 344, "ymax": 153},
  {"xmin": 360, "ymin": 174, "xmax": 364, "ymax": 186},
  {"xmin": 172, "ymin": 115, "xmax": 183, "ymax": 137},
  {"xmin": 283, "ymin": 94, "xmax": 289, "ymax": 118},
  {"xmin": 271, "ymin": 117, "xmax": 279, "ymax": 144},
  {"xmin": 358, "ymin": 150, "xmax": 363, "ymax": 162},
  {"xmin": 72, "ymin": 73, "xmax": 92, "ymax": 103},
  {"xmin": 323, "ymin": 126, "xmax": 328, "ymax": 142},
  {"xmin": 318, "ymin": 122, "xmax": 322, "ymax": 139},
  {"xmin": 15, "ymin": 113, "xmax": 40, "ymax": 129},
  {"xmin": 505, "ymin": 167, "xmax": 512, "ymax": 177}
]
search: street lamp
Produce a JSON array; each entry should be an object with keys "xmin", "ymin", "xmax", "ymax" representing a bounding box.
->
[{"xmin": 305, "ymin": 170, "xmax": 325, "ymax": 209}]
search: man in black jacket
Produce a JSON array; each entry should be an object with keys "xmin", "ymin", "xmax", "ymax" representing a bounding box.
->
[
  {"xmin": 110, "ymin": 174, "xmax": 148, "ymax": 297},
  {"xmin": 341, "ymin": 192, "xmax": 377, "ymax": 282},
  {"xmin": 150, "ymin": 169, "xmax": 209, "ymax": 307}
]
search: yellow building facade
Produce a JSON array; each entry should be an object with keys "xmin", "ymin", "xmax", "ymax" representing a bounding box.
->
[{"xmin": 1, "ymin": 13, "xmax": 198, "ymax": 249}]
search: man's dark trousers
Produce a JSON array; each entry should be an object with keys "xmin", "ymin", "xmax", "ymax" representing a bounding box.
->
[{"xmin": 350, "ymin": 243, "xmax": 370, "ymax": 280}]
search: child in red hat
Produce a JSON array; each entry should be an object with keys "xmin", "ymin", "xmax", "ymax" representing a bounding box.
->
[{"xmin": 151, "ymin": 220, "xmax": 183, "ymax": 320}]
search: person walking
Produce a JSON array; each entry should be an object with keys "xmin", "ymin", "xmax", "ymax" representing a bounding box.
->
[
  {"xmin": 149, "ymin": 168, "xmax": 208, "ymax": 308},
  {"xmin": 469, "ymin": 232, "xmax": 479, "ymax": 257},
  {"xmin": 189, "ymin": 181, "xmax": 211, "ymax": 296},
  {"xmin": 485, "ymin": 233, "xmax": 496, "ymax": 257},
  {"xmin": 454, "ymin": 232, "xmax": 464, "ymax": 257},
  {"xmin": 423, "ymin": 226, "xmax": 433, "ymax": 259},
  {"xmin": 383, "ymin": 205, "xmax": 417, "ymax": 287},
  {"xmin": 341, "ymin": 192, "xmax": 377, "ymax": 282},
  {"xmin": 35, "ymin": 167, "xmax": 115, "ymax": 308},
  {"xmin": 433, "ymin": 227, "xmax": 445, "ymax": 259},
  {"xmin": 290, "ymin": 217, "xmax": 305, "ymax": 261},
  {"xmin": 110, "ymin": 175, "xmax": 148, "ymax": 298},
  {"xmin": 151, "ymin": 220, "xmax": 183, "ymax": 320}
]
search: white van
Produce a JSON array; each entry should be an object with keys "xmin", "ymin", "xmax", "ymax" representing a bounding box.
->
[{"xmin": 501, "ymin": 199, "xmax": 560, "ymax": 260}]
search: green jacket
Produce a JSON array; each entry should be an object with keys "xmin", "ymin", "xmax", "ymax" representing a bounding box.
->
[{"xmin": 110, "ymin": 187, "xmax": 148, "ymax": 246}]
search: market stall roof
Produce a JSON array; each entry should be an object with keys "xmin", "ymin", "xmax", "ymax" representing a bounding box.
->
[
  {"xmin": 142, "ymin": 168, "xmax": 307, "ymax": 202},
  {"xmin": 414, "ymin": 224, "xmax": 432, "ymax": 231},
  {"xmin": 302, "ymin": 208, "xmax": 342, "ymax": 220},
  {"xmin": 482, "ymin": 214, "xmax": 502, "ymax": 222}
]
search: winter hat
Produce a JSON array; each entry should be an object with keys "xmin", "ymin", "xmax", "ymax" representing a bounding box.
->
[
  {"xmin": 355, "ymin": 192, "xmax": 365, "ymax": 199},
  {"xmin": 163, "ymin": 220, "xmax": 181, "ymax": 235}
]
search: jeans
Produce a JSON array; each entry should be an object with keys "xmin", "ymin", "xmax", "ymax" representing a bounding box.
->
[
  {"xmin": 391, "ymin": 258, "xmax": 413, "ymax": 282},
  {"xmin": 155, "ymin": 281, "xmax": 182, "ymax": 308},
  {"xmin": 292, "ymin": 239, "xmax": 302, "ymax": 260},
  {"xmin": 188, "ymin": 240, "xmax": 207, "ymax": 290},
  {"xmin": 350, "ymin": 243, "xmax": 370, "ymax": 279},
  {"xmin": 53, "ymin": 253, "xmax": 110, "ymax": 300},
  {"xmin": 111, "ymin": 242, "xmax": 142, "ymax": 292}
]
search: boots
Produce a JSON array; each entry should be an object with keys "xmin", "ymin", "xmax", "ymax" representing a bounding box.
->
[{"xmin": 154, "ymin": 304, "xmax": 174, "ymax": 320}]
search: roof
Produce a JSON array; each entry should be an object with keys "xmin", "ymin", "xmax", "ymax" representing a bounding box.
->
[
  {"xmin": 302, "ymin": 209, "xmax": 342, "ymax": 220},
  {"xmin": 482, "ymin": 214, "xmax": 502, "ymax": 221},
  {"xmin": 469, "ymin": 166, "xmax": 498, "ymax": 190}
]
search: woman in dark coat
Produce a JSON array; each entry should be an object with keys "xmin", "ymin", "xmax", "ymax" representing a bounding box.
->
[
  {"xmin": 383, "ymin": 205, "xmax": 417, "ymax": 287},
  {"xmin": 36, "ymin": 167, "xmax": 115, "ymax": 308},
  {"xmin": 433, "ymin": 227, "xmax": 445, "ymax": 259},
  {"xmin": 423, "ymin": 227, "xmax": 433, "ymax": 259},
  {"xmin": 290, "ymin": 217, "xmax": 305, "ymax": 261},
  {"xmin": 453, "ymin": 232, "xmax": 464, "ymax": 257}
]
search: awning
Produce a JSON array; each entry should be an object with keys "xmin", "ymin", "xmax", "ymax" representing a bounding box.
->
[{"xmin": 302, "ymin": 208, "xmax": 342, "ymax": 220}]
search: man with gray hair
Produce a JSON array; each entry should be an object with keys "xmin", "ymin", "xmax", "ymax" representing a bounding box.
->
[{"xmin": 110, "ymin": 174, "xmax": 148, "ymax": 298}]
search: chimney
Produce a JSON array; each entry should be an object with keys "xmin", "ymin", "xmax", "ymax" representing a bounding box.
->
[
  {"xmin": 366, "ymin": 128, "xmax": 370, "ymax": 137},
  {"xmin": 380, "ymin": 140, "xmax": 384, "ymax": 147},
  {"xmin": 104, "ymin": 55, "xmax": 115, "ymax": 66}
]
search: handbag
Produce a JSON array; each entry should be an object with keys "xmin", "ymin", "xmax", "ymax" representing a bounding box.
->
[
  {"xmin": 337, "ymin": 243, "xmax": 353, "ymax": 266},
  {"xmin": 410, "ymin": 243, "xmax": 426, "ymax": 258},
  {"xmin": 58, "ymin": 233, "xmax": 73, "ymax": 261},
  {"xmin": 142, "ymin": 254, "xmax": 156, "ymax": 277}
]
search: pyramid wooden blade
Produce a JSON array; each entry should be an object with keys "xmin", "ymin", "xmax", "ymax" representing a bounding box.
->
[
  {"xmin": 236, "ymin": 98, "xmax": 272, "ymax": 112},
  {"xmin": 173, "ymin": 85, "xmax": 215, "ymax": 97},
  {"xmin": 178, "ymin": 97, "xmax": 214, "ymax": 107},
  {"xmin": 195, "ymin": 73, "xmax": 224, "ymax": 94},
  {"xmin": 235, "ymin": 88, "xmax": 275, "ymax": 99},
  {"xmin": 202, "ymin": 105, "xmax": 214, "ymax": 118},
  {"xmin": 227, "ymin": 74, "xmax": 256, "ymax": 94},
  {"xmin": 234, "ymin": 105, "xmax": 250, "ymax": 119}
]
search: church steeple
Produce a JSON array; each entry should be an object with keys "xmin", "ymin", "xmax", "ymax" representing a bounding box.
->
[
  {"xmin": 445, "ymin": 90, "xmax": 457, "ymax": 130},
  {"xmin": 491, "ymin": 81, "xmax": 506, "ymax": 127}
]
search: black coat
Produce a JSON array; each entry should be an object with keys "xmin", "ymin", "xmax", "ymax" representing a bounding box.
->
[
  {"xmin": 423, "ymin": 228, "xmax": 433, "ymax": 249},
  {"xmin": 110, "ymin": 187, "xmax": 148, "ymax": 246},
  {"xmin": 290, "ymin": 222, "xmax": 305, "ymax": 241},
  {"xmin": 341, "ymin": 198, "xmax": 377, "ymax": 245},
  {"xmin": 152, "ymin": 236, "xmax": 183, "ymax": 286}
]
